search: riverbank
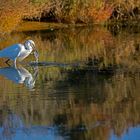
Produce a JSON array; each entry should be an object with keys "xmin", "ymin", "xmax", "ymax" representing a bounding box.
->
[
  {"xmin": 16, "ymin": 21, "xmax": 89, "ymax": 32},
  {"xmin": 0, "ymin": 0, "xmax": 140, "ymax": 35}
]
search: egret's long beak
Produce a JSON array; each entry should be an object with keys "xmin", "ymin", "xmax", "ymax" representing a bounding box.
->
[
  {"xmin": 31, "ymin": 44, "xmax": 36, "ymax": 51},
  {"xmin": 31, "ymin": 44, "xmax": 39, "ymax": 62}
]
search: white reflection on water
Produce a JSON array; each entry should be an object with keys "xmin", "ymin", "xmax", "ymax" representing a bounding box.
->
[{"xmin": 0, "ymin": 65, "xmax": 38, "ymax": 89}]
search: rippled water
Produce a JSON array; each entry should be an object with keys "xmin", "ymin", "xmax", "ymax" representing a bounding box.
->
[{"xmin": 0, "ymin": 25, "xmax": 140, "ymax": 140}]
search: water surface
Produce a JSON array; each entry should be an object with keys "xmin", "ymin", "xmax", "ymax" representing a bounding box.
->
[{"xmin": 0, "ymin": 25, "xmax": 140, "ymax": 140}]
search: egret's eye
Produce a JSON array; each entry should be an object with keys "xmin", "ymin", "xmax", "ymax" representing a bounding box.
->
[
  {"xmin": 25, "ymin": 46, "xmax": 28, "ymax": 50},
  {"xmin": 25, "ymin": 44, "xmax": 30, "ymax": 50}
]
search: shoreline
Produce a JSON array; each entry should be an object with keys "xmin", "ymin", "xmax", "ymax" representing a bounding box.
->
[{"xmin": 15, "ymin": 20, "xmax": 140, "ymax": 32}]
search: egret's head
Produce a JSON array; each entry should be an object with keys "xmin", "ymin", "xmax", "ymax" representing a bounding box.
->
[
  {"xmin": 24, "ymin": 40, "xmax": 39, "ymax": 61},
  {"xmin": 24, "ymin": 40, "xmax": 36, "ymax": 51}
]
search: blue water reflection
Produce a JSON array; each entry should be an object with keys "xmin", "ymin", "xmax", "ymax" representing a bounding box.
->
[
  {"xmin": 0, "ymin": 113, "xmax": 140, "ymax": 140},
  {"xmin": 110, "ymin": 126, "xmax": 140, "ymax": 140},
  {"xmin": 0, "ymin": 113, "xmax": 65, "ymax": 140}
]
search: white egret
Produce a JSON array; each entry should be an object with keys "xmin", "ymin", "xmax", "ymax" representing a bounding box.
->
[{"xmin": 0, "ymin": 40, "xmax": 38, "ymax": 65}]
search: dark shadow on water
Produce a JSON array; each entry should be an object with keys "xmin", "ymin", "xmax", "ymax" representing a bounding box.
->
[
  {"xmin": 29, "ymin": 59, "xmax": 117, "ymax": 75},
  {"xmin": 29, "ymin": 61, "xmax": 70, "ymax": 67}
]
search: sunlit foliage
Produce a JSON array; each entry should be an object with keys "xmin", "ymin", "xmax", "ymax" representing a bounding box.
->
[{"xmin": 1, "ymin": 0, "xmax": 140, "ymax": 35}]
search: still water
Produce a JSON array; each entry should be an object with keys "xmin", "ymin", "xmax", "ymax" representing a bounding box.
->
[{"xmin": 0, "ymin": 25, "xmax": 140, "ymax": 140}]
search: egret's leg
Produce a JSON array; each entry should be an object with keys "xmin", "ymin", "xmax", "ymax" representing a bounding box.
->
[
  {"xmin": 13, "ymin": 59, "xmax": 17, "ymax": 68},
  {"xmin": 5, "ymin": 59, "xmax": 10, "ymax": 64},
  {"xmin": 5, "ymin": 59, "xmax": 11, "ymax": 66}
]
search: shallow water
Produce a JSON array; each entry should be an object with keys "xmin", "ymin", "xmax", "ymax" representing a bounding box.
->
[{"xmin": 0, "ymin": 25, "xmax": 140, "ymax": 140}]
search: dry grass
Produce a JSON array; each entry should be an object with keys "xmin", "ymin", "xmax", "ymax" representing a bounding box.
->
[
  {"xmin": 40, "ymin": 0, "xmax": 114, "ymax": 23},
  {"xmin": 1, "ymin": 0, "xmax": 140, "ymax": 35},
  {"xmin": 0, "ymin": 0, "xmax": 29, "ymax": 34},
  {"xmin": 111, "ymin": 0, "xmax": 140, "ymax": 20}
]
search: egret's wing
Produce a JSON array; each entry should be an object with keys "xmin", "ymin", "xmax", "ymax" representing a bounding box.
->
[{"xmin": 0, "ymin": 44, "xmax": 22, "ymax": 60}]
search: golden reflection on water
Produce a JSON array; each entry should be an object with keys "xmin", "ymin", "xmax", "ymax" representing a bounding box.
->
[{"xmin": 0, "ymin": 26, "xmax": 140, "ymax": 140}]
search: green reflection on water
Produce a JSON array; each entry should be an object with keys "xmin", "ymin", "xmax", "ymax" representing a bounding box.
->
[{"xmin": 0, "ymin": 26, "xmax": 140, "ymax": 140}]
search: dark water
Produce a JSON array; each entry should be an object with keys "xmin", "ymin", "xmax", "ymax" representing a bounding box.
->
[{"xmin": 0, "ymin": 26, "xmax": 140, "ymax": 140}]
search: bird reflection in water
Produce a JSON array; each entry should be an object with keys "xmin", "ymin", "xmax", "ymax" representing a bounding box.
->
[{"xmin": 0, "ymin": 65, "xmax": 38, "ymax": 89}]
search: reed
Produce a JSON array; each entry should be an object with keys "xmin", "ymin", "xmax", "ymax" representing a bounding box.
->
[{"xmin": 1, "ymin": 0, "xmax": 140, "ymax": 34}]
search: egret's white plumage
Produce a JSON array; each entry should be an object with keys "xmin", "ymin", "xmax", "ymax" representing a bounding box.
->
[{"xmin": 0, "ymin": 40, "xmax": 37, "ymax": 65}]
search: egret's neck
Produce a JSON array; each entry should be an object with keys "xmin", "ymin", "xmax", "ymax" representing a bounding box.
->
[{"xmin": 24, "ymin": 44, "xmax": 33, "ymax": 52}]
